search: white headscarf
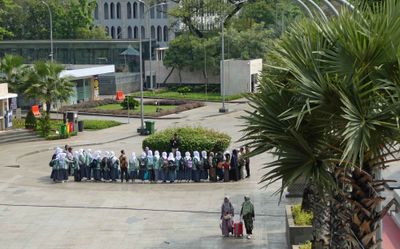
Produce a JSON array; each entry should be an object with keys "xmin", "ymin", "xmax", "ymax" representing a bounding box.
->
[
  {"xmin": 175, "ymin": 151, "xmax": 182, "ymax": 160},
  {"xmin": 110, "ymin": 151, "xmax": 117, "ymax": 164},
  {"xmin": 185, "ymin": 151, "xmax": 191, "ymax": 160},
  {"xmin": 73, "ymin": 151, "xmax": 79, "ymax": 159},
  {"xmin": 54, "ymin": 147, "xmax": 62, "ymax": 155},
  {"xmin": 147, "ymin": 150, "xmax": 153, "ymax": 159},
  {"xmin": 162, "ymin": 152, "xmax": 167, "ymax": 160},
  {"xmin": 193, "ymin": 151, "xmax": 200, "ymax": 161},
  {"xmin": 224, "ymin": 151, "xmax": 230, "ymax": 161},
  {"xmin": 201, "ymin": 150, "xmax": 207, "ymax": 159},
  {"xmin": 130, "ymin": 152, "xmax": 137, "ymax": 162},
  {"xmin": 110, "ymin": 151, "xmax": 115, "ymax": 158},
  {"xmin": 104, "ymin": 151, "xmax": 109, "ymax": 158},
  {"xmin": 154, "ymin": 151, "xmax": 160, "ymax": 160},
  {"xmin": 87, "ymin": 149, "xmax": 92, "ymax": 156},
  {"xmin": 93, "ymin": 151, "xmax": 101, "ymax": 160},
  {"xmin": 168, "ymin": 152, "xmax": 175, "ymax": 161},
  {"xmin": 141, "ymin": 152, "xmax": 146, "ymax": 159}
]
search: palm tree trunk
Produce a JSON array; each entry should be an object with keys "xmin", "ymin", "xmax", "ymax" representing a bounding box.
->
[
  {"xmin": 305, "ymin": 184, "xmax": 331, "ymax": 248},
  {"xmin": 348, "ymin": 167, "xmax": 395, "ymax": 249}
]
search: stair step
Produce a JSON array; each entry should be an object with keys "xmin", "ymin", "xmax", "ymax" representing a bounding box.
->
[
  {"xmin": 0, "ymin": 136, "xmax": 43, "ymax": 145},
  {"xmin": 0, "ymin": 129, "xmax": 44, "ymax": 145}
]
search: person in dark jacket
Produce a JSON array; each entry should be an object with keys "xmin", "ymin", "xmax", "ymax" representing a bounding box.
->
[
  {"xmin": 230, "ymin": 149, "xmax": 239, "ymax": 181},
  {"xmin": 170, "ymin": 133, "xmax": 181, "ymax": 155},
  {"xmin": 119, "ymin": 150, "xmax": 128, "ymax": 182}
]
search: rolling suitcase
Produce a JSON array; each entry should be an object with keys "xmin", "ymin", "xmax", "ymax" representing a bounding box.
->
[{"xmin": 233, "ymin": 221, "xmax": 243, "ymax": 237}]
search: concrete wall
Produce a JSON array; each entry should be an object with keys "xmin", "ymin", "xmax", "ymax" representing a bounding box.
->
[
  {"xmin": 0, "ymin": 83, "xmax": 8, "ymax": 95},
  {"xmin": 224, "ymin": 59, "xmax": 262, "ymax": 96},
  {"xmin": 99, "ymin": 72, "xmax": 141, "ymax": 95},
  {"xmin": 145, "ymin": 60, "xmax": 220, "ymax": 85},
  {"xmin": 145, "ymin": 59, "xmax": 262, "ymax": 95}
]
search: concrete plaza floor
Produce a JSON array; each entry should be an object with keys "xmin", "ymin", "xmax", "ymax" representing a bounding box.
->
[{"xmin": 0, "ymin": 101, "xmax": 297, "ymax": 249}]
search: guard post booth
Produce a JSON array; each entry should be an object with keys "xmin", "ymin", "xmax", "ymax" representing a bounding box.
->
[{"xmin": 0, "ymin": 83, "xmax": 18, "ymax": 131}]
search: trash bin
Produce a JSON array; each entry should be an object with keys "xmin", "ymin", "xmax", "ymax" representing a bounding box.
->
[
  {"xmin": 68, "ymin": 122, "xmax": 74, "ymax": 134},
  {"xmin": 60, "ymin": 124, "xmax": 67, "ymax": 137},
  {"xmin": 78, "ymin": 120, "xmax": 84, "ymax": 132},
  {"xmin": 145, "ymin": 121, "xmax": 155, "ymax": 135}
]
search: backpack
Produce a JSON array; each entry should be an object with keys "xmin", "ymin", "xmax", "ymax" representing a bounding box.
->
[
  {"xmin": 186, "ymin": 159, "xmax": 193, "ymax": 168},
  {"xmin": 168, "ymin": 160, "xmax": 176, "ymax": 170},
  {"xmin": 202, "ymin": 158, "xmax": 210, "ymax": 170}
]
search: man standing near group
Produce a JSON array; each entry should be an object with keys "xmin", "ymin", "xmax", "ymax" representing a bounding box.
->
[
  {"xmin": 119, "ymin": 150, "xmax": 129, "ymax": 182},
  {"xmin": 170, "ymin": 133, "xmax": 181, "ymax": 155}
]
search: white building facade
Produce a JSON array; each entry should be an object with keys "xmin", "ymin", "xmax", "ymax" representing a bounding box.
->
[{"xmin": 94, "ymin": 0, "xmax": 175, "ymax": 47}]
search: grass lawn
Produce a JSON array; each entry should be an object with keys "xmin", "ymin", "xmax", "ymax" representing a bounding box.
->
[
  {"xmin": 95, "ymin": 104, "xmax": 177, "ymax": 114},
  {"xmin": 131, "ymin": 90, "xmax": 242, "ymax": 101}
]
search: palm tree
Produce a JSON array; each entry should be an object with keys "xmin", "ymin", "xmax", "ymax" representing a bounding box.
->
[
  {"xmin": 24, "ymin": 61, "xmax": 74, "ymax": 115},
  {"xmin": 242, "ymin": 0, "xmax": 400, "ymax": 248},
  {"xmin": 0, "ymin": 54, "xmax": 27, "ymax": 92}
]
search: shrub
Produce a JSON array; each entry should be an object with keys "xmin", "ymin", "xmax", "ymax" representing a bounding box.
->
[
  {"xmin": 13, "ymin": 118, "xmax": 25, "ymax": 129},
  {"xmin": 83, "ymin": 120, "xmax": 122, "ymax": 130},
  {"xmin": 142, "ymin": 126, "xmax": 231, "ymax": 153},
  {"xmin": 299, "ymin": 241, "xmax": 312, "ymax": 249},
  {"xmin": 37, "ymin": 114, "xmax": 51, "ymax": 137},
  {"xmin": 25, "ymin": 110, "xmax": 37, "ymax": 129},
  {"xmin": 121, "ymin": 96, "xmax": 139, "ymax": 110},
  {"xmin": 177, "ymin": 86, "xmax": 191, "ymax": 95},
  {"xmin": 292, "ymin": 204, "xmax": 313, "ymax": 226}
]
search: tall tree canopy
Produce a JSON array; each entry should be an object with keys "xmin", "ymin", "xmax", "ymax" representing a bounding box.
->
[{"xmin": 0, "ymin": 0, "xmax": 107, "ymax": 40}]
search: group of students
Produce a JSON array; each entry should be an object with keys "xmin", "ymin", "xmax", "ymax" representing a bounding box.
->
[{"xmin": 49, "ymin": 144, "xmax": 251, "ymax": 184}]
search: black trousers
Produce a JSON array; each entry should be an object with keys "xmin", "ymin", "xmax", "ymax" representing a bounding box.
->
[
  {"xmin": 120, "ymin": 168, "xmax": 128, "ymax": 182},
  {"xmin": 245, "ymin": 162, "xmax": 250, "ymax": 177}
]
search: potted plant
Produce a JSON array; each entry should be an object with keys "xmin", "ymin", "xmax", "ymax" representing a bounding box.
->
[{"xmin": 286, "ymin": 204, "xmax": 312, "ymax": 247}]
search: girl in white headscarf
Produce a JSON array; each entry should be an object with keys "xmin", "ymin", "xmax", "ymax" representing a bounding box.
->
[
  {"xmin": 146, "ymin": 150, "xmax": 155, "ymax": 182},
  {"xmin": 72, "ymin": 151, "xmax": 81, "ymax": 181},
  {"xmin": 175, "ymin": 151, "xmax": 184, "ymax": 182},
  {"xmin": 85, "ymin": 149, "xmax": 93, "ymax": 180},
  {"xmin": 109, "ymin": 151, "xmax": 119, "ymax": 182},
  {"xmin": 168, "ymin": 152, "xmax": 176, "ymax": 183},
  {"xmin": 161, "ymin": 152, "xmax": 168, "ymax": 182},
  {"xmin": 200, "ymin": 150, "xmax": 209, "ymax": 181},
  {"xmin": 78, "ymin": 149, "xmax": 87, "ymax": 180},
  {"xmin": 153, "ymin": 151, "xmax": 161, "ymax": 182},
  {"xmin": 139, "ymin": 152, "xmax": 147, "ymax": 182},
  {"xmin": 192, "ymin": 151, "xmax": 201, "ymax": 182},
  {"xmin": 129, "ymin": 152, "xmax": 138, "ymax": 182},
  {"xmin": 184, "ymin": 152, "xmax": 192, "ymax": 182}
]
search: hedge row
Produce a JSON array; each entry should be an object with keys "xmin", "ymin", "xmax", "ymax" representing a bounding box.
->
[
  {"xmin": 60, "ymin": 99, "xmax": 118, "ymax": 111},
  {"xmin": 142, "ymin": 126, "xmax": 231, "ymax": 153}
]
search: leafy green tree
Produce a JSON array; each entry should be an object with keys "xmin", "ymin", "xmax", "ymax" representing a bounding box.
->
[
  {"xmin": 0, "ymin": 0, "xmax": 15, "ymax": 39},
  {"xmin": 24, "ymin": 61, "xmax": 75, "ymax": 115},
  {"xmin": 0, "ymin": 0, "xmax": 107, "ymax": 40},
  {"xmin": 242, "ymin": 1, "xmax": 400, "ymax": 248}
]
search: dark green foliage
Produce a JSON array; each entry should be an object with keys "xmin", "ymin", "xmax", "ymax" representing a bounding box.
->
[
  {"xmin": 83, "ymin": 120, "xmax": 121, "ymax": 130},
  {"xmin": 120, "ymin": 96, "xmax": 139, "ymax": 110},
  {"xmin": 142, "ymin": 127, "xmax": 231, "ymax": 153},
  {"xmin": 177, "ymin": 86, "xmax": 191, "ymax": 95},
  {"xmin": 167, "ymin": 84, "xmax": 220, "ymax": 93},
  {"xmin": 37, "ymin": 113, "xmax": 51, "ymax": 137},
  {"xmin": 25, "ymin": 110, "xmax": 37, "ymax": 129}
]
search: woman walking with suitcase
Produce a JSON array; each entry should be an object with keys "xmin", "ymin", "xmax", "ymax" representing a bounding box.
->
[{"xmin": 220, "ymin": 196, "xmax": 234, "ymax": 237}]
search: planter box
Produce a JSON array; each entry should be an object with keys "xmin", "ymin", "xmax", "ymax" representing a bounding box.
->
[{"xmin": 286, "ymin": 205, "xmax": 312, "ymax": 248}]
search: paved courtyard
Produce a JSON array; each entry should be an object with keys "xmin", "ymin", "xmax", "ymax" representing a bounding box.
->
[{"xmin": 0, "ymin": 101, "xmax": 298, "ymax": 249}]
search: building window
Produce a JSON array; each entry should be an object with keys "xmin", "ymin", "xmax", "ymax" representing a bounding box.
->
[
  {"xmin": 141, "ymin": 26, "xmax": 145, "ymax": 39},
  {"xmin": 128, "ymin": 26, "xmax": 133, "ymax": 39},
  {"xmin": 163, "ymin": 26, "xmax": 168, "ymax": 42},
  {"xmin": 162, "ymin": 5, "xmax": 168, "ymax": 19},
  {"xmin": 139, "ymin": 2, "xmax": 144, "ymax": 18},
  {"xmin": 110, "ymin": 3, "xmax": 115, "ymax": 19},
  {"xmin": 156, "ymin": 5, "xmax": 162, "ymax": 19},
  {"xmin": 94, "ymin": 4, "xmax": 98, "ymax": 20},
  {"xmin": 157, "ymin": 26, "xmax": 162, "ymax": 42},
  {"xmin": 116, "ymin": 2, "xmax": 121, "ymax": 19},
  {"xmin": 127, "ymin": 2, "xmax": 132, "ymax": 19},
  {"xmin": 104, "ymin": 3, "xmax": 109, "ymax": 19},
  {"xmin": 151, "ymin": 26, "xmax": 155, "ymax": 39},
  {"xmin": 150, "ymin": 6, "xmax": 155, "ymax": 19},
  {"xmin": 111, "ymin": 26, "xmax": 115, "ymax": 39},
  {"xmin": 133, "ymin": 2, "xmax": 137, "ymax": 19},
  {"xmin": 134, "ymin": 26, "xmax": 138, "ymax": 39},
  {"xmin": 117, "ymin": 26, "xmax": 122, "ymax": 39}
]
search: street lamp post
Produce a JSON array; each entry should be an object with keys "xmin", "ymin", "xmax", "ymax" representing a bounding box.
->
[
  {"xmin": 138, "ymin": 31, "xmax": 145, "ymax": 134},
  {"xmin": 219, "ymin": 19, "xmax": 228, "ymax": 113},
  {"xmin": 139, "ymin": 1, "xmax": 167, "ymax": 89},
  {"xmin": 41, "ymin": 1, "xmax": 53, "ymax": 62}
]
